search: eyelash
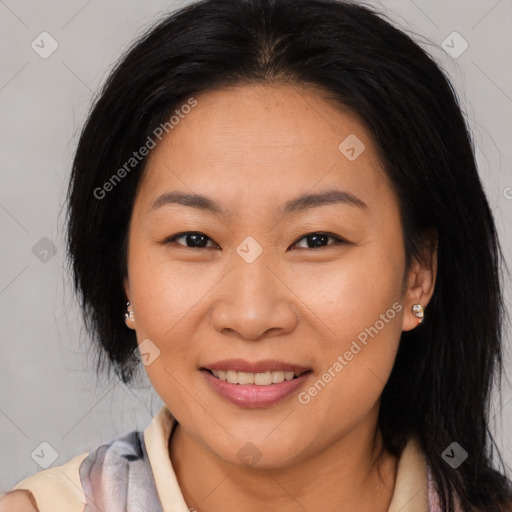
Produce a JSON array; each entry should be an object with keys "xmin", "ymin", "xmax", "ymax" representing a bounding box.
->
[{"xmin": 163, "ymin": 231, "xmax": 346, "ymax": 250}]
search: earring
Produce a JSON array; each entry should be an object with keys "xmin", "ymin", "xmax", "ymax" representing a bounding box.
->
[
  {"xmin": 124, "ymin": 301, "xmax": 134, "ymax": 321},
  {"xmin": 412, "ymin": 304, "xmax": 424, "ymax": 324}
]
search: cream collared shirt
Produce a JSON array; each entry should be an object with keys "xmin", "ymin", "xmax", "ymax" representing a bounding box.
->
[{"xmin": 7, "ymin": 405, "xmax": 432, "ymax": 511}]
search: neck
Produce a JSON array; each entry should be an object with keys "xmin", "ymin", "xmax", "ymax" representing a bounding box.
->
[{"xmin": 169, "ymin": 408, "xmax": 397, "ymax": 512}]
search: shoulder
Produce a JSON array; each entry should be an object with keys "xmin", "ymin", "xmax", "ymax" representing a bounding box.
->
[
  {"xmin": 1, "ymin": 409, "xmax": 169, "ymax": 512},
  {"xmin": 0, "ymin": 490, "xmax": 39, "ymax": 511},
  {"xmin": 2, "ymin": 451, "xmax": 89, "ymax": 512}
]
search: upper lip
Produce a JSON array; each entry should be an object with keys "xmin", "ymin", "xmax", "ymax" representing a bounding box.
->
[{"xmin": 202, "ymin": 359, "xmax": 311, "ymax": 374}]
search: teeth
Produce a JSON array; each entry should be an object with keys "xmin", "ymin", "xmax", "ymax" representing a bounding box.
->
[
  {"xmin": 238, "ymin": 371, "xmax": 255, "ymax": 385},
  {"xmin": 272, "ymin": 371, "xmax": 285, "ymax": 384},
  {"xmin": 210, "ymin": 369, "xmax": 303, "ymax": 385}
]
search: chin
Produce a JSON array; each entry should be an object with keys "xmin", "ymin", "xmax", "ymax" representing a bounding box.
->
[{"xmin": 208, "ymin": 434, "xmax": 310, "ymax": 471}]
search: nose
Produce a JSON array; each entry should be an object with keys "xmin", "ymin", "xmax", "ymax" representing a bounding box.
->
[{"xmin": 210, "ymin": 251, "xmax": 298, "ymax": 341}]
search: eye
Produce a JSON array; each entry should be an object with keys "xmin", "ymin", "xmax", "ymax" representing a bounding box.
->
[
  {"xmin": 163, "ymin": 231, "xmax": 345, "ymax": 250},
  {"xmin": 291, "ymin": 232, "xmax": 345, "ymax": 250},
  {"xmin": 165, "ymin": 232, "xmax": 218, "ymax": 249}
]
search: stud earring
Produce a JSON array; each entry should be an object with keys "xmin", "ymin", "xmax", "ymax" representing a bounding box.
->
[
  {"xmin": 124, "ymin": 301, "xmax": 134, "ymax": 321},
  {"xmin": 412, "ymin": 304, "xmax": 424, "ymax": 324}
]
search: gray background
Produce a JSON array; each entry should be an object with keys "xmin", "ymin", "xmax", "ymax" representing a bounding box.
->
[{"xmin": 0, "ymin": 0, "xmax": 511, "ymax": 493}]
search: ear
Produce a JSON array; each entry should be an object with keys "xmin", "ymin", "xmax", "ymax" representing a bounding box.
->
[
  {"xmin": 402, "ymin": 228, "xmax": 438, "ymax": 332},
  {"xmin": 124, "ymin": 277, "xmax": 135, "ymax": 330}
]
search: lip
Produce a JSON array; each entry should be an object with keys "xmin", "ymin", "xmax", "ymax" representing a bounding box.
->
[
  {"xmin": 201, "ymin": 368, "xmax": 312, "ymax": 408},
  {"xmin": 203, "ymin": 359, "xmax": 311, "ymax": 374}
]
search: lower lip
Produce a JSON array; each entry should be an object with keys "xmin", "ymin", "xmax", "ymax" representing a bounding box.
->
[{"xmin": 201, "ymin": 370, "xmax": 312, "ymax": 408}]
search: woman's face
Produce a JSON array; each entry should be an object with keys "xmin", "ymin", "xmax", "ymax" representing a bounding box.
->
[{"xmin": 124, "ymin": 83, "xmax": 433, "ymax": 468}]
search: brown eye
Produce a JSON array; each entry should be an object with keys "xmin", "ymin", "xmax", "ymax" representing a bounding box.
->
[
  {"xmin": 165, "ymin": 232, "xmax": 218, "ymax": 249},
  {"xmin": 291, "ymin": 232, "xmax": 345, "ymax": 250}
]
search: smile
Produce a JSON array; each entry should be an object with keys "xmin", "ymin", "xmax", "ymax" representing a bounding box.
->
[
  {"xmin": 206, "ymin": 369, "xmax": 307, "ymax": 385},
  {"xmin": 201, "ymin": 366, "xmax": 313, "ymax": 408}
]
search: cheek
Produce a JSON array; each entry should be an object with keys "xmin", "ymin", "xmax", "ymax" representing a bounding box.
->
[
  {"xmin": 295, "ymin": 241, "xmax": 404, "ymax": 343},
  {"xmin": 127, "ymin": 252, "xmax": 212, "ymax": 412},
  {"xmin": 129, "ymin": 257, "xmax": 208, "ymax": 350},
  {"xmin": 125, "ymin": 234, "xmax": 195, "ymax": 343},
  {"xmin": 293, "ymin": 244, "xmax": 405, "ymax": 412}
]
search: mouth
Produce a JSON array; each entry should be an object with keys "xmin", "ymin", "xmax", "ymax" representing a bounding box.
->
[
  {"xmin": 202, "ymin": 368, "xmax": 310, "ymax": 385},
  {"xmin": 199, "ymin": 360, "xmax": 313, "ymax": 408}
]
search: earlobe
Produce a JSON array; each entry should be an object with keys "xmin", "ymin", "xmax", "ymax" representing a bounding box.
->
[
  {"xmin": 411, "ymin": 304, "xmax": 424, "ymax": 323},
  {"xmin": 124, "ymin": 301, "xmax": 136, "ymax": 329},
  {"xmin": 402, "ymin": 301, "xmax": 426, "ymax": 332}
]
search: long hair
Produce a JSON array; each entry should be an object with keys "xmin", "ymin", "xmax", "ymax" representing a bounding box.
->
[{"xmin": 66, "ymin": 1, "xmax": 512, "ymax": 510}]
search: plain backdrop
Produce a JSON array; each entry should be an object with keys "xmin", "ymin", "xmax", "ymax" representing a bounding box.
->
[{"xmin": 0, "ymin": 0, "xmax": 511, "ymax": 493}]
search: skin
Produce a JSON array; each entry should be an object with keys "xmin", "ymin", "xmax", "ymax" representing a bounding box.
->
[
  {"xmin": 124, "ymin": 83, "xmax": 437, "ymax": 512},
  {"xmin": 0, "ymin": 490, "xmax": 39, "ymax": 511}
]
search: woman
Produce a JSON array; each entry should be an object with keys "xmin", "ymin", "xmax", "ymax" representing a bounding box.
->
[{"xmin": 2, "ymin": 0, "xmax": 511, "ymax": 510}]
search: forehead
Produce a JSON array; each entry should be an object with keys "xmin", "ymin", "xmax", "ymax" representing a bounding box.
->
[{"xmin": 137, "ymin": 83, "xmax": 391, "ymax": 214}]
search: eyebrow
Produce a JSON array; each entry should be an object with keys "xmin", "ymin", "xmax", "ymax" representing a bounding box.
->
[{"xmin": 149, "ymin": 188, "xmax": 367, "ymax": 217}]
